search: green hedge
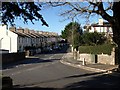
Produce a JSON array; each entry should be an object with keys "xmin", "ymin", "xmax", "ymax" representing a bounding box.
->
[{"xmin": 79, "ymin": 44, "xmax": 115, "ymax": 55}]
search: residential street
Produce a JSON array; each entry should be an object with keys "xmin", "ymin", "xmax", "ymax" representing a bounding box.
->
[{"xmin": 2, "ymin": 45, "xmax": 120, "ymax": 89}]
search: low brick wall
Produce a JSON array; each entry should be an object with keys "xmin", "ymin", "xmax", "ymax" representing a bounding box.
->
[{"xmin": 1, "ymin": 52, "xmax": 25, "ymax": 64}]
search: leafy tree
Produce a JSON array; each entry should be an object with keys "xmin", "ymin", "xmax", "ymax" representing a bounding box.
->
[
  {"xmin": 82, "ymin": 32, "xmax": 107, "ymax": 46},
  {"xmin": 1, "ymin": 1, "xmax": 48, "ymax": 27},
  {"xmin": 73, "ymin": 29, "xmax": 81, "ymax": 50},
  {"xmin": 83, "ymin": 25, "xmax": 91, "ymax": 32},
  {"xmin": 61, "ymin": 22, "xmax": 83, "ymax": 49},
  {"xmin": 61, "ymin": 22, "xmax": 74, "ymax": 43},
  {"xmin": 61, "ymin": 29, "xmax": 69, "ymax": 40}
]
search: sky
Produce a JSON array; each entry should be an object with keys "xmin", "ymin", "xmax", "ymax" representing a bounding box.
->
[
  {"xmin": 10, "ymin": 2, "xmax": 113, "ymax": 35},
  {"xmin": 13, "ymin": 7, "xmax": 69, "ymax": 35}
]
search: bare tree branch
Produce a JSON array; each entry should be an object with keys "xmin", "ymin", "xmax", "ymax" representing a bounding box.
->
[
  {"xmin": 45, "ymin": 2, "xmax": 114, "ymax": 25},
  {"xmin": 47, "ymin": 2, "xmax": 68, "ymax": 7}
]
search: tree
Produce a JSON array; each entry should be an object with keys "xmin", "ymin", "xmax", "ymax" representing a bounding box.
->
[
  {"xmin": 61, "ymin": 22, "xmax": 83, "ymax": 50},
  {"xmin": 61, "ymin": 22, "xmax": 73, "ymax": 43},
  {"xmin": 83, "ymin": 25, "xmax": 91, "ymax": 32},
  {"xmin": 47, "ymin": 1, "xmax": 120, "ymax": 65},
  {"xmin": 82, "ymin": 32, "xmax": 106, "ymax": 46},
  {"xmin": 73, "ymin": 28, "xmax": 81, "ymax": 50},
  {"xmin": 1, "ymin": 1, "xmax": 48, "ymax": 27}
]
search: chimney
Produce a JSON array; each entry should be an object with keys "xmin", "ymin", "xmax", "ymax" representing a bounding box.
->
[
  {"xmin": 38, "ymin": 31, "xmax": 43, "ymax": 34},
  {"xmin": 99, "ymin": 18, "xmax": 103, "ymax": 25},
  {"xmin": 24, "ymin": 28, "xmax": 29, "ymax": 34},
  {"xmin": 9, "ymin": 27, "xmax": 16, "ymax": 32},
  {"xmin": 17, "ymin": 28, "xmax": 24, "ymax": 33},
  {"xmin": 29, "ymin": 30, "xmax": 35, "ymax": 33}
]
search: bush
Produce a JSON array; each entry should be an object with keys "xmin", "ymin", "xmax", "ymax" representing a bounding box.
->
[
  {"xmin": 79, "ymin": 44, "xmax": 115, "ymax": 55},
  {"xmin": 81, "ymin": 32, "xmax": 107, "ymax": 46}
]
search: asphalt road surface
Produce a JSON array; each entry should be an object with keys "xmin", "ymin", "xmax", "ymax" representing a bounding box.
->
[{"xmin": 2, "ymin": 45, "xmax": 120, "ymax": 89}]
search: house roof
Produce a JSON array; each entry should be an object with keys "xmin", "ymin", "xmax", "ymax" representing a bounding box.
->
[
  {"xmin": 34, "ymin": 32, "xmax": 44, "ymax": 38},
  {"xmin": 12, "ymin": 31, "xmax": 25, "ymax": 37},
  {"xmin": 25, "ymin": 33, "xmax": 36, "ymax": 38},
  {"xmin": 91, "ymin": 22, "xmax": 111, "ymax": 27},
  {"xmin": 12, "ymin": 31, "xmax": 32, "ymax": 38},
  {"xmin": 30, "ymin": 33, "xmax": 40, "ymax": 38}
]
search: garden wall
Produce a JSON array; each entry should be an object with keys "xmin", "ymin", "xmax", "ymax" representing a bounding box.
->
[
  {"xmin": 77, "ymin": 48, "xmax": 115, "ymax": 65},
  {"xmin": 1, "ymin": 52, "xmax": 25, "ymax": 64}
]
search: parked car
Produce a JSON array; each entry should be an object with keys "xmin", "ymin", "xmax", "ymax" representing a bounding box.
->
[{"xmin": 53, "ymin": 46, "xmax": 61, "ymax": 50}]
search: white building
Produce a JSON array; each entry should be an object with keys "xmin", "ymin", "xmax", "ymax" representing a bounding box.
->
[
  {"xmin": 7, "ymin": 30, "xmax": 18, "ymax": 52},
  {"xmin": 0, "ymin": 24, "xmax": 59, "ymax": 53},
  {"xmin": 0, "ymin": 25, "xmax": 18, "ymax": 53},
  {"xmin": 89, "ymin": 18, "xmax": 113, "ymax": 35}
]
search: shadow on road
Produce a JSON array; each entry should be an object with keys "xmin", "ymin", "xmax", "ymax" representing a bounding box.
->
[
  {"xmin": 2, "ymin": 44, "xmax": 70, "ymax": 70},
  {"xmin": 11, "ymin": 72, "xmax": 120, "ymax": 89},
  {"xmin": 13, "ymin": 72, "xmax": 105, "ymax": 89},
  {"xmin": 64, "ymin": 74, "xmax": 120, "ymax": 88},
  {"xmin": 2, "ymin": 57, "xmax": 60, "ymax": 70},
  {"xmin": 64, "ymin": 72, "xmax": 104, "ymax": 79},
  {"xmin": 12, "ymin": 73, "xmax": 120, "ymax": 90}
]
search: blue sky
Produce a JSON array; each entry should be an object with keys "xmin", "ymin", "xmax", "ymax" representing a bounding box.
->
[
  {"xmin": 12, "ymin": 2, "xmax": 112, "ymax": 35},
  {"xmin": 14, "ymin": 6, "xmax": 72, "ymax": 35}
]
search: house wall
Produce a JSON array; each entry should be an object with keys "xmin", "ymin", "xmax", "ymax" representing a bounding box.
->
[
  {"xmin": 0, "ymin": 25, "xmax": 7, "ymax": 37},
  {"xmin": 0, "ymin": 25, "xmax": 11, "ymax": 52},
  {"xmin": 0, "ymin": 36, "xmax": 10, "ymax": 52},
  {"xmin": 89, "ymin": 27, "xmax": 95, "ymax": 32},
  {"xmin": 17, "ymin": 36, "xmax": 24, "ymax": 52},
  {"xmin": 0, "ymin": 25, "xmax": 19, "ymax": 53},
  {"xmin": 8, "ymin": 30, "xmax": 18, "ymax": 53},
  {"xmin": 91, "ymin": 26, "xmax": 113, "ymax": 33}
]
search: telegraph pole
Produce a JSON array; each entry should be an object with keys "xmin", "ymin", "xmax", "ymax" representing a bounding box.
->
[
  {"xmin": 71, "ymin": 17, "xmax": 74, "ymax": 52},
  {"xmin": 71, "ymin": 17, "xmax": 78, "ymax": 60}
]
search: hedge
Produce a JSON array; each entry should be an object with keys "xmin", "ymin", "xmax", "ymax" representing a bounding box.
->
[{"xmin": 79, "ymin": 44, "xmax": 115, "ymax": 55}]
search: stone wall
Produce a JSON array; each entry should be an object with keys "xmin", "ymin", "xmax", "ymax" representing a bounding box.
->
[
  {"xmin": 1, "ymin": 52, "xmax": 25, "ymax": 64},
  {"xmin": 98, "ymin": 51, "xmax": 115, "ymax": 65},
  {"xmin": 77, "ymin": 48, "xmax": 116, "ymax": 65},
  {"xmin": 78, "ymin": 54, "xmax": 92, "ymax": 64}
]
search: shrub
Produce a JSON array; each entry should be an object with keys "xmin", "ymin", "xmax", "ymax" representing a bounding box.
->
[
  {"xmin": 79, "ymin": 44, "xmax": 115, "ymax": 55},
  {"xmin": 81, "ymin": 32, "xmax": 107, "ymax": 46}
]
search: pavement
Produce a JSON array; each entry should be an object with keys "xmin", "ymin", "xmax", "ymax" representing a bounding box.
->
[{"xmin": 60, "ymin": 52, "xmax": 120, "ymax": 75}]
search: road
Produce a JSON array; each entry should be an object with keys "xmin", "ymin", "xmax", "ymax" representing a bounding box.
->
[{"xmin": 2, "ymin": 45, "xmax": 120, "ymax": 89}]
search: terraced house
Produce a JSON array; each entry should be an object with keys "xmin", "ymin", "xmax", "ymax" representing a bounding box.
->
[{"xmin": 0, "ymin": 24, "xmax": 59, "ymax": 54}]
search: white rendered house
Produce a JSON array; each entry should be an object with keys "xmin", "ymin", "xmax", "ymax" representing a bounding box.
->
[
  {"xmin": 0, "ymin": 25, "xmax": 18, "ymax": 53},
  {"xmin": 89, "ymin": 18, "xmax": 113, "ymax": 35}
]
